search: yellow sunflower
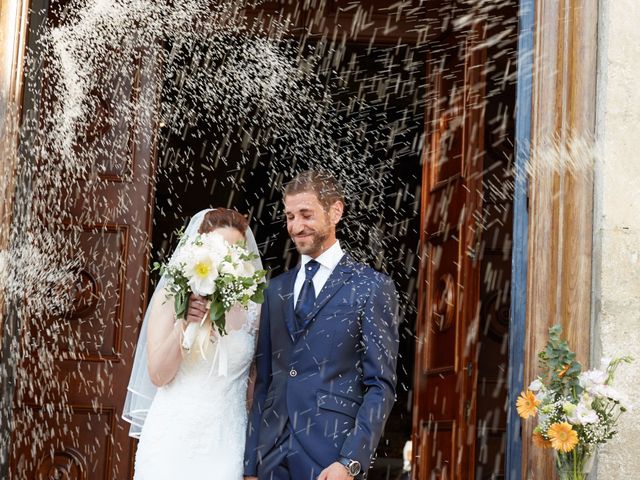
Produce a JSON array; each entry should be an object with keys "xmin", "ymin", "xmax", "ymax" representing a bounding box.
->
[
  {"xmin": 547, "ymin": 422, "xmax": 579, "ymax": 452},
  {"xmin": 516, "ymin": 390, "xmax": 540, "ymax": 419},
  {"xmin": 532, "ymin": 430, "xmax": 552, "ymax": 449}
]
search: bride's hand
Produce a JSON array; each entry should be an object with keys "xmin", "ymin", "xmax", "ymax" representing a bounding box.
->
[{"xmin": 186, "ymin": 294, "xmax": 208, "ymax": 323}]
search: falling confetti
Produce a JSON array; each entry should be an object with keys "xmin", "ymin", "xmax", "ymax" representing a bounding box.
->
[{"xmin": 0, "ymin": 1, "xmax": 548, "ymax": 478}]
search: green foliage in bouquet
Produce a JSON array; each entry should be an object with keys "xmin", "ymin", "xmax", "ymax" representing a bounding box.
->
[{"xmin": 538, "ymin": 324, "xmax": 582, "ymax": 395}]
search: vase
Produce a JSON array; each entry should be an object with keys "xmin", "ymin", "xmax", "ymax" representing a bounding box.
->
[{"xmin": 554, "ymin": 446, "xmax": 595, "ymax": 480}]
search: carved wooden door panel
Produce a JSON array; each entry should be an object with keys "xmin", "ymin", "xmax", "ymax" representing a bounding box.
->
[
  {"xmin": 9, "ymin": 4, "xmax": 158, "ymax": 479},
  {"xmin": 412, "ymin": 25, "xmax": 485, "ymax": 480}
]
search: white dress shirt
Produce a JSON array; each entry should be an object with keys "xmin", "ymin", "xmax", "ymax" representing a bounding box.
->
[{"xmin": 293, "ymin": 240, "xmax": 345, "ymax": 305}]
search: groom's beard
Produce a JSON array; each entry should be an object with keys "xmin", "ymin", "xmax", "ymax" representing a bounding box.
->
[{"xmin": 291, "ymin": 229, "xmax": 329, "ymax": 256}]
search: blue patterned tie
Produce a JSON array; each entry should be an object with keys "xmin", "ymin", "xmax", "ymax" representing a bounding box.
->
[{"xmin": 295, "ymin": 260, "xmax": 321, "ymax": 329}]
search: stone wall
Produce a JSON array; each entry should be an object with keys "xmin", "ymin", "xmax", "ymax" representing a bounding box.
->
[{"xmin": 593, "ymin": 0, "xmax": 640, "ymax": 478}]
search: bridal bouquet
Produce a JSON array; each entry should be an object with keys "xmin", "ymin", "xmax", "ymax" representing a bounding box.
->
[
  {"xmin": 153, "ymin": 230, "xmax": 266, "ymax": 349},
  {"xmin": 517, "ymin": 325, "xmax": 633, "ymax": 480}
]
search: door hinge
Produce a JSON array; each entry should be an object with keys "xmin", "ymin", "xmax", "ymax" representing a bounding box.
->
[{"xmin": 464, "ymin": 400, "xmax": 472, "ymax": 421}]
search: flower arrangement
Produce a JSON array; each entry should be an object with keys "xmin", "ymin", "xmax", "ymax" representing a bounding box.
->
[
  {"xmin": 154, "ymin": 230, "xmax": 266, "ymax": 346},
  {"xmin": 517, "ymin": 325, "xmax": 633, "ymax": 480}
]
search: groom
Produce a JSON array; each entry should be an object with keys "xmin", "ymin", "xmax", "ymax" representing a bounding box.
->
[{"xmin": 244, "ymin": 170, "xmax": 399, "ymax": 480}]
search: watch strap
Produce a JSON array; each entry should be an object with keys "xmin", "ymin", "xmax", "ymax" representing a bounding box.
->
[{"xmin": 337, "ymin": 457, "xmax": 361, "ymax": 477}]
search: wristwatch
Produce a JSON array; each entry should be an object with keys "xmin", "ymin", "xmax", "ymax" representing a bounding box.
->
[{"xmin": 338, "ymin": 457, "xmax": 361, "ymax": 477}]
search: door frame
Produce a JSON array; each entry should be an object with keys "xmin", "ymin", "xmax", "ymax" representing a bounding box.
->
[
  {"xmin": 505, "ymin": 0, "xmax": 534, "ymax": 478},
  {"xmin": 0, "ymin": 1, "xmax": 49, "ymax": 477},
  {"xmin": 0, "ymin": 0, "xmax": 29, "ymax": 259},
  {"xmin": 0, "ymin": 0, "xmax": 31, "ymax": 332},
  {"xmin": 510, "ymin": 0, "xmax": 598, "ymax": 479}
]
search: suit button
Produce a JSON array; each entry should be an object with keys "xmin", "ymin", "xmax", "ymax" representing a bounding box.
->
[{"xmin": 289, "ymin": 369, "xmax": 298, "ymax": 377}]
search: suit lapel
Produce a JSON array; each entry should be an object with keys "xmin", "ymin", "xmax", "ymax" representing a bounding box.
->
[
  {"xmin": 280, "ymin": 266, "xmax": 299, "ymax": 341},
  {"xmin": 298, "ymin": 254, "xmax": 355, "ymax": 333}
]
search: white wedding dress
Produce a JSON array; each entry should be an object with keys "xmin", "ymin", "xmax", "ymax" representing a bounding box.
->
[{"xmin": 133, "ymin": 302, "xmax": 259, "ymax": 480}]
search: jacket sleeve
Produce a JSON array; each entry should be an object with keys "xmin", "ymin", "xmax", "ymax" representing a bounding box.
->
[
  {"xmin": 244, "ymin": 292, "xmax": 272, "ymax": 476},
  {"xmin": 339, "ymin": 275, "xmax": 400, "ymax": 472}
]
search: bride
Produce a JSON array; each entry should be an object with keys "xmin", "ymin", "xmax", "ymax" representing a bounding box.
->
[{"xmin": 123, "ymin": 208, "xmax": 262, "ymax": 479}]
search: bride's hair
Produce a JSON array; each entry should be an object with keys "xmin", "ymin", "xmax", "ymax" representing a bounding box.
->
[{"xmin": 198, "ymin": 208, "xmax": 248, "ymax": 235}]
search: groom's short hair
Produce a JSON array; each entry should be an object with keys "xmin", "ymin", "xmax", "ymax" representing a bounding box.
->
[{"xmin": 284, "ymin": 170, "xmax": 344, "ymax": 211}]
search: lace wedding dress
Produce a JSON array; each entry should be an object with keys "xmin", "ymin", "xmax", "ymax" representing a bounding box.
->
[{"xmin": 133, "ymin": 302, "xmax": 259, "ymax": 480}]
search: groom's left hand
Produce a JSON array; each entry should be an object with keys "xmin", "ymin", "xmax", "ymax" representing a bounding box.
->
[{"xmin": 318, "ymin": 462, "xmax": 350, "ymax": 480}]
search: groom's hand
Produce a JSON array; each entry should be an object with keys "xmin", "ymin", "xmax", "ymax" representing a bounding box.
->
[
  {"xmin": 318, "ymin": 462, "xmax": 350, "ymax": 480},
  {"xmin": 243, "ymin": 477, "xmax": 257, "ymax": 480},
  {"xmin": 186, "ymin": 294, "xmax": 208, "ymax": 323}
]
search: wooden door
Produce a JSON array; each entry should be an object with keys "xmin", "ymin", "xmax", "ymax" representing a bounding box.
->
[
  {"xmin": 412, "ymin": 24, "xmax": 486, "ymax": 480},
  {"xmin": 9, "ymin": 4, "xmax": 158, "ymax": 479}
]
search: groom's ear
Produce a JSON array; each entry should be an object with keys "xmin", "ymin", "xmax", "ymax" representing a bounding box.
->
[{"xmin": 328, "ymin": 200, "xmax": 344, "ymax": 225}]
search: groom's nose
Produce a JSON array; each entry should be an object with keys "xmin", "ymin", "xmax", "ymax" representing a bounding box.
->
[
  {"xmin": 288, "ymin": 218, "xmax": 306, "ymax": 235},
  {"xmin": 290, "ymin": 220, "xmax": 303, "ymax": 234}
]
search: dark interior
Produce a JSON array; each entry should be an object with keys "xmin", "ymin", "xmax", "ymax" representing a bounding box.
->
[{"xmin": 150, "ymin": 6, "xmax": 517, "ymax": 475}]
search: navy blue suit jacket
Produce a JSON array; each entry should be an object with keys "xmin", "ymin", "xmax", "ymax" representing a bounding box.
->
[{"xmin": 244, "ymin": 254, "xmax": 399, "ymax": 476}]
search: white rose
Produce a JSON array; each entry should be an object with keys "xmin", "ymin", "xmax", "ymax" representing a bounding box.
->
[
  {"xmin": 244, "ymin": 283, "xmax": 258, "ymax": 297},
  {"xmin": 241, "ymin": 260, "xmax": 256, "ymax": 277},
  {"xmin": 201, "ymin": 232, "xmax": 227, "ymax": 260},
  {"xmin": 535, "ymin": 391, "xmax": 548, "ymax": 402},
  {"xmin": 569, "ymin": 402, "xmax": 599, "ymax": 425},
  {"xmin": 579, "ymin": 369, "xmax": 608, "ymax": 393},
  {"xmin": 529, "ymin": 379, "xmax": 544, "ymax": 392},
  {"xmin": 228, "ymin": 248, "xmax": 242, "ymax": 265},
  {"xmin": 219, "ymin": 261, "xmax": 237, "ymax": 276},
  {"xmin": 591, "ymin": 384, "xmax": 630, "ymax": 408},
  {"xmin": 168, "ymin": 245, "xmax": 189, "ymax": 269}
]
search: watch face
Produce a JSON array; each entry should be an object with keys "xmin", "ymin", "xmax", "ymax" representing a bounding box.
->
[{"xmin": 348, "ymin": 460, "xmax": 361, "ymax": 476}]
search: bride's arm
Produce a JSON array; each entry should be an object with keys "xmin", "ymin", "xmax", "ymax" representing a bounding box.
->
[
  {"xmin": 146, "ymin": 288, "xmax": 183, "ymax": 386},
  {"xmin": 146, "ymin": 290, "xmax": 207, "ymax": 386},
  {"xmin": 246, "ymin": 362, "xmax": 256, "ymax": 411}
]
